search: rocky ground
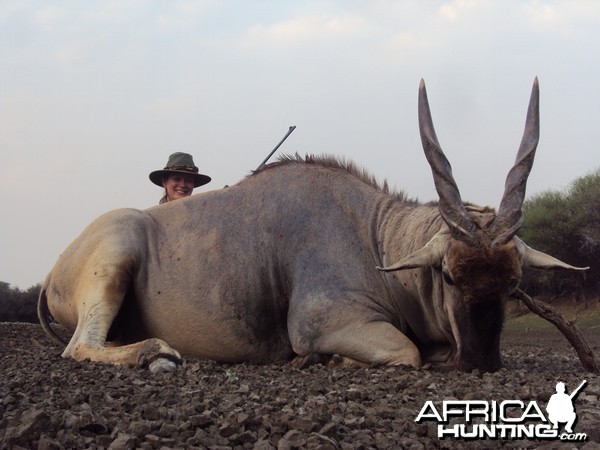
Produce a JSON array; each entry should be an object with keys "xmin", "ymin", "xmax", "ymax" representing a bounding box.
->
[{"xmin": 1, "ymin": 322, "xmax": 599, "ymax": 449}]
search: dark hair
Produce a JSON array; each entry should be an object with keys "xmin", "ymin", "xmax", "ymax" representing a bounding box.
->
[
  {"xmin": 159, "ymin": 175, "xmax": 169, "ymax": 204},
  {"xmin": 159, "ymin": 190, "xmax": 169, "ymax": 204}
]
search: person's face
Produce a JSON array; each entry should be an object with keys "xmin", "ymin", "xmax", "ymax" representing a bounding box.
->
[{"xmin": 163, "ymin": 174, "xmax": 195, "ymax": 201}]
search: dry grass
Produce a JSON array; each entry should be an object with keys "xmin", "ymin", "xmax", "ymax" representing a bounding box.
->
[{"xmin": 505, "ymin": 295, "xmax": 600, "ymax": 333}]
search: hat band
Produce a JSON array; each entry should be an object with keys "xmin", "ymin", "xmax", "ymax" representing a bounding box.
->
[{"xmin": 164, "ymin": 164, "xmax": 199, "ymax": 173}]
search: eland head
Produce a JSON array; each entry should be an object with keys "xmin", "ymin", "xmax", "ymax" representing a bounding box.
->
[{"xmin": 379, "ymin": 78, "xmax": 588, "ymax": 372}]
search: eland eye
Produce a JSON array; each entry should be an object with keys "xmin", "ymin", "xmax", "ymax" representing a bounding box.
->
[{"xmin": 442, "ymin": 269, "xmax": 455, "ymax": 286}]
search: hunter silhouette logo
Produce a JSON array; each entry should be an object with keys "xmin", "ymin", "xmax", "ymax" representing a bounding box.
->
[
  {"xmin": 415, "ymin": 379, "xmax": 588, "ymax": 441},
  {"xmin": 546, "ymin": 380, "xmax": 586, "ymax": 434}
]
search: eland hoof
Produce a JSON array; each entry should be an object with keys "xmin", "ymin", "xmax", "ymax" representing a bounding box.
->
[{"xmin": 149, "ymin": 357, "xmax": 180, "ymax": 373}]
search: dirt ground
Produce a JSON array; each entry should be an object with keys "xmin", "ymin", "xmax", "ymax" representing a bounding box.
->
[{"xmin": 1, "ymin": 322, "xmax": 599, "ymax": 450}]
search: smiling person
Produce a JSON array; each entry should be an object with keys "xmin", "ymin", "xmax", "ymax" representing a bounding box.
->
[{"xmin": 149, "ymin": 152, "xmax": 212, "ymax": 204}]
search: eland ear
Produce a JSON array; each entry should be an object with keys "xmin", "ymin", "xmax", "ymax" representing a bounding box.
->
[
  {"xmin": 515, "ymin": 238, "xmax": 589, "ymax": 271},
  {"xmin": 377, "ymin": 232, "xmax": 447, "ymax": 272}
]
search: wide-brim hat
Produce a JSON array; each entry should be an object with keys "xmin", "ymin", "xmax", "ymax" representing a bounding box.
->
[{"xmin": 149, "ymin": 152, "xmax": 211, "ymax": 188}]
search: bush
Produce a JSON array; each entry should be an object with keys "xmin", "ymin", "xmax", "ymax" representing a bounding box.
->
[
  {"xmin": 519, "ymin": 168, "xmax": 600, "ymax": 297},
  {"xmin": 0, "ymin": 282, "xmax": 40, "ymax": 322}
]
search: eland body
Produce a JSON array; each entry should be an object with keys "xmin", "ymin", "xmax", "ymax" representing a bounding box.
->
[{"xmin": 39, "ymin": 79, "xmax": 586, "ymax": 372}]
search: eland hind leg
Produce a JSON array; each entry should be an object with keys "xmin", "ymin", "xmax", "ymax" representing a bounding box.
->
[
  {"xmin": 60, "ymin": 269, "xmax": 182, "ymax": 370},
  {"xmin": 45, "ymin": 216, "xmax": 181, "ymax": 370}
]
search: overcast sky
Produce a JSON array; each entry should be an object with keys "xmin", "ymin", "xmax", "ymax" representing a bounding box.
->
[{"xmin": 1, "ymin": 0, "xmax": 599, "ymax": 289}]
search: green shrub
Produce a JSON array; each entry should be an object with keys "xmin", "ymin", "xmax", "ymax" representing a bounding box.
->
[
  {"xmin": 519, "ymin": 168, "xmax": 600, "ymax": 297},
  {"xmin": 0, "ymin": 282, "xmax": 40, "ymax": 322}
]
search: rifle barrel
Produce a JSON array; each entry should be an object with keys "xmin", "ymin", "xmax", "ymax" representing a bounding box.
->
[{"xmin": 256, "ymin": 126, "xmax": 296, "ymax": 171}]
